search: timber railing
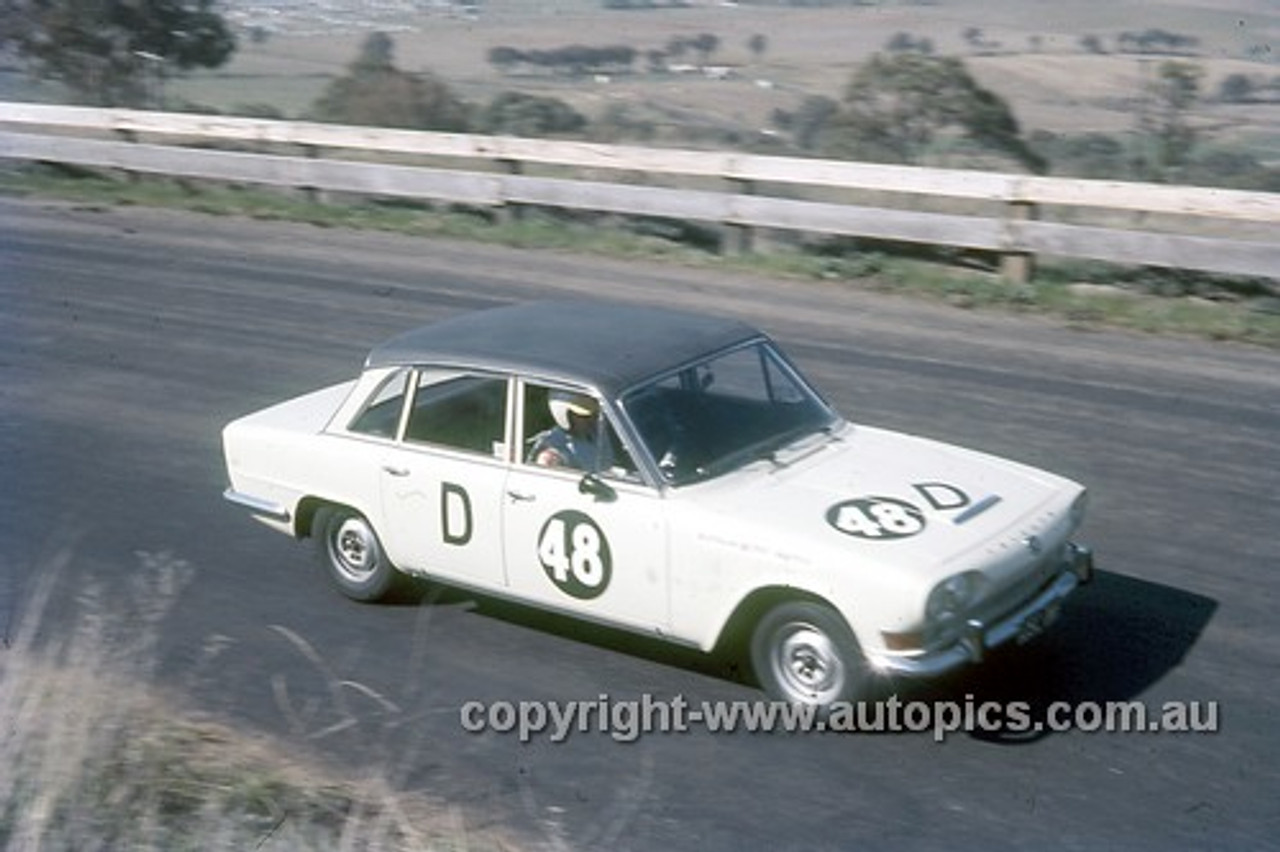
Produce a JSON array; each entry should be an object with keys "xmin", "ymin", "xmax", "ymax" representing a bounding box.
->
[{"xmin": 1, "ymin": 102, "xmax": 1277, "ymax": 282}]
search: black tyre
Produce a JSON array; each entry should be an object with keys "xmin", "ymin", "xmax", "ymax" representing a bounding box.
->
[
  {"xmin": 314, "ymin": 505, "xmax": 400, "ymax": 602},
  {"xmin": 750, "ymin": 600, "xmax": 870, "ymax": 707}
]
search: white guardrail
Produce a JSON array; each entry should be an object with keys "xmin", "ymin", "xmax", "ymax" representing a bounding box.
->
[{"xmin": 1, "ymin": 102, "xmax": 1277, "ymax": 282}]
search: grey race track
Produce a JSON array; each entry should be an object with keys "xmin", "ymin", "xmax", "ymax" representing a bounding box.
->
[{"xmin": 3, "ymin": 198, "xmax": 1278, "ymax": 849}]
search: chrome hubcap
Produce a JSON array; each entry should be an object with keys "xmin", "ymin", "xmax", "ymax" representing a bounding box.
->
[
  {"xmin": 330, "ymin": 516, "xmax": 377, "ymax": 582},
  {"xmin": 775, "ymin": 624, "xmax": 845, "ymax": 704}
]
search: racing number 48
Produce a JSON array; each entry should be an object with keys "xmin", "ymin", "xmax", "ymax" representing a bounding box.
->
[
  {"xmin": 539, "ymin": 516, "xmax": 606, "ymax": 588},
  {"xmin": 536, "ymin": 510, "xmax": 614, "ymax": 600},
  {"xmin": 828, "ymin": 497, "xmax": 927, "ymax": 540}
]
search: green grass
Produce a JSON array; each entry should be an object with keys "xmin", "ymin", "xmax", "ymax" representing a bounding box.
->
[{"xmin": 4, "ymin": 164, "xmax": 1277, "ymax": 348}]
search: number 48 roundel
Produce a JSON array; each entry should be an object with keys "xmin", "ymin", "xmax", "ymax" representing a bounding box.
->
[
  {"xmin": 826, "ymin": 497, "xmax": 926, "ymax": 540},
  {"xmin": 538, "ymin": 510, "xmax": 613, "ymax": 599}
]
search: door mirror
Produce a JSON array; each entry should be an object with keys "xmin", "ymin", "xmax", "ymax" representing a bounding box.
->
[{"xmin": 578, "ymin": 473, "xmax": 617, "ymax": 503}]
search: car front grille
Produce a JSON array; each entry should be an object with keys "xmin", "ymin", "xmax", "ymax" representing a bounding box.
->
[{"xmin": 971, "ymin": 542, "xmax": 1067, "ymax": 627}]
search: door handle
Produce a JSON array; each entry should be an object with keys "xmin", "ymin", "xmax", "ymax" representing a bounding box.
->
[
  {"xmin": 507, "ymin": 490, "xmax": 536, "ymax": 502},
  {"xmin": 382, "ymin": 465, "xmax": 409, "ymax": 477}
]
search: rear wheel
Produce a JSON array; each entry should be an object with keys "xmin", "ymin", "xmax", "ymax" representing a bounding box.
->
[
  {"xmin": 750, "ymin": 600, "xmax": 870, "ymax": 707},
  {"xmin": 314, "ymin": 506, "xmax": 400, "ymax": 602}
]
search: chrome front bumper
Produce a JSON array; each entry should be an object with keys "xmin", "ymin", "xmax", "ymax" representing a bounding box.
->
[{"xmin": 868, "ymin": 542, "xmax": 1094, "ymax": 679}]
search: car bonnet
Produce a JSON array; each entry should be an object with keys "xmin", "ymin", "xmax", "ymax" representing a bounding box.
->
[{"xmin": 678, "ymin": 423, "xmax": 1084, "ymax": 584}]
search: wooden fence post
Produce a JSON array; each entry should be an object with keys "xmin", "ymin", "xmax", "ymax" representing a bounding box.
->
[
  {"xmin": 497, "ymin": 158, "xmax": 523, "ymax": 225},
  {"xmin": 114, "ymin": 128, "xmax": 140, "ymax": 183},
  {"xmin": 727, "ymin": 177, "xmax": 756, "ymax": 256},
  {"xmin": 1000, "ymin": 200, "xmax": 1038, "ymax": 284},
  {"xmin": 302, "ymin": 144, "xmax": 327, "ymax": 204}
]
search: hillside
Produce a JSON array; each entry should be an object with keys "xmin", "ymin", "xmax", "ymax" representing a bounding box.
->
[{"xmin": 14, "ymin": 0, "xmax": 1275, "ymax": 162}]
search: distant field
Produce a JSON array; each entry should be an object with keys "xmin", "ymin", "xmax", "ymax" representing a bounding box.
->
[{"xmin": 67, "ymin": 0, "xmax": 1280, "ymax": 158}]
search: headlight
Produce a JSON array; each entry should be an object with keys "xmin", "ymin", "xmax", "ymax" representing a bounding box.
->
[{"xmin": 926, "ymin": 571, "xmax": 984, "ymax": 623}]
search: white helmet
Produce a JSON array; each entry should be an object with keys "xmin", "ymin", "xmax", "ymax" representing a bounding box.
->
[{"xmin": 548, "ymin": 390, "xmax": 598, "ymax": 430}]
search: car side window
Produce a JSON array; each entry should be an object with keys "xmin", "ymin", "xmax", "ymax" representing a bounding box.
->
[
  {"xmin": 404, "ymin": 370, "xmax": 508, "ymax": 458},
  {"xmin": 349, "ymin": 369, "xmax": 411, "ymax": 438},
  {"xmin": 522, "ymin": 383, "xmax": 641, "ymax": 482}
]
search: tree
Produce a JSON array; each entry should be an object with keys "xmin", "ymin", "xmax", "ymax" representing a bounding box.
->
[
  {"xmin": 1217, "ymin": 73, "xmax": 1256, "ymax": 103},
  {"xmin": 772, "ymin": 95, "xmax": 838, "ymax": 151},
  {"xmin": 479, "ymin": 92, "xmax": 586, "ymax": 137},
  {"xmin": 1117, "ymin": 29, "xmax": 1200, "ymax": 55},
  {"xmin": 885, "ymin": 32, "xmax": 934, "ymax": 55},
  {"xmin": 310, "ymin": 33, "xmax": 470, "ymax": 131},
  {"xmin": 664, "ymin": 33, "xmax": 719, "ymax": 65},
  {"xmin": 487, "ymin": 45, "xmax": 524, "ymax": 75},
  {"xmin": 961, "ymin": 26, "xmax": 997, "ymax": 53},
  {"xmin": 690, "ymin": 33, "xmax": 719, "ymax": 64},
  {"xmin": 1029, "ymin": 130, "xmax": 1128, "ymax": 179},
  {"xmin": 595, "ymin": 102, "xmax": 656, "ymax": 143},
  {"xmin": 1079, "ymin": 34, "xmax": 1106, "ymax": 55},
  {"xmin": 356, "ymin": 31, "xmax": 395, "ymax": 72},
  {"xmin": 488, "ymin": 43, "xmax": 635, "ymax": 78},
  {"xmin": 0, "ymin": 0, "xmax": 235, "ymax": 106},
  {"xmin": 1139, "ymin": 60, "xmax": 1204, "ymax": 175},
  {"xmin": 827, "ymin": 53, "xmax": 1044, "ymax": 172}
]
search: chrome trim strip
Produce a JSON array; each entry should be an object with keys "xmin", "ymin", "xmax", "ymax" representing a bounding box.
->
[
  {"xmin": 223, "ymin": 488, "xmax": 291, "ymax": 523},
  {"xmin": 952, "ymin": 493, "xmax": 1002, "ymax": 525}
]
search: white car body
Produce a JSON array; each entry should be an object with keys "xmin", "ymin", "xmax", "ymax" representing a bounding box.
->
[{"xmin": 223, "ymin": 301, "xmax": 1093, "ymax": 705}]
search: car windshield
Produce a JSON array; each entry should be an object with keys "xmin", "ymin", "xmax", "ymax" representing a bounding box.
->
[{"xmin": 621, "ymin": 340, "xmax": 838, "ymax": 485}]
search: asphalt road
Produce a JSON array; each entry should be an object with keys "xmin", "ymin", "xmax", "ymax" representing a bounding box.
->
[{"xmin": 4, "ymin": 197, "xmax": 1279, "ymax": 850}]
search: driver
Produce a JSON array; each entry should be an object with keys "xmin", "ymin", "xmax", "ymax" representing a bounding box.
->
[{"xmin": 530, "ymin": 390, "xmax": 609, "ymax": 472}]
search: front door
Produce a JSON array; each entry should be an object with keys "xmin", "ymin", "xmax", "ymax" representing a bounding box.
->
[{"xmin": 501, "ymin": 381, "xmax": 669, "ymax": 632}]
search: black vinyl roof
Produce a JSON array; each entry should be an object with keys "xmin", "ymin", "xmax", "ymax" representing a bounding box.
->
[{"xmin": 366, "ymin": 300, "xmax": 763, "ymax": 396}]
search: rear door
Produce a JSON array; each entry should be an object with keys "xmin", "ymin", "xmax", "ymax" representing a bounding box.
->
[{"xmin": 376, "ymin": 368, "xmax": 512, "ymax": 589}]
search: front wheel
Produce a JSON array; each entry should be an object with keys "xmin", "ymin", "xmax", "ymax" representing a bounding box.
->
[
  {"xmin": 314, "ymin": 506, "xmax": 400, "ymax": 602},
  {"xmin": 750, "ymin": 600, "xmax": 870, "ymax": 707}
]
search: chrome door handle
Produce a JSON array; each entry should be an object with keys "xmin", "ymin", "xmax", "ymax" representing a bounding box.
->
[
  {"xmin": 507, "ymin": 490, "xmax": 536, "ymax": 502},
  {"xmin": 382, "ymin": 465, "xmax": 409, "ymax": 477}
]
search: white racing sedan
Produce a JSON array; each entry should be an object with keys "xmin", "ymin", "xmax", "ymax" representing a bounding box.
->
[{"xmin": 222, "ymin": 300, "xmax": 1093, "ymax": 707}]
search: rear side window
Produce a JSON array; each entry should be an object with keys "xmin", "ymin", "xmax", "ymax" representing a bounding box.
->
[
  {"xmin": 405, "ymin": 370, "xmax": 508, "ymax": 457},
  {"xmin": 349, "ymin": 370, "xmax": 411, "ymax": 438}
]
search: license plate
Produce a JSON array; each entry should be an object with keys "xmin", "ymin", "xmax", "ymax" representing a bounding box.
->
[{"xmin": 1015, "ymin": 603, "xmax": 1061, "ymax": 644}]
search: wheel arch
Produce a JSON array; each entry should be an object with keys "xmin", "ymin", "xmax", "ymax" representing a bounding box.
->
[
  {"xmin": 294, "ymin": 496, "xmax": 330, "ymax": 539},
  {"xmin": 713, "ymin": 585, "xmax": 844, "ymax": 655},
  {"xmin": 295, "ymin": 495, "xmax": 381, "ymax": 542}
]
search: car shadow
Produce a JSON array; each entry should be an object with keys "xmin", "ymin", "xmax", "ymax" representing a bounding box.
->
[
  {"xmin": 390, "ymin": 581, "xmax": 754, "ymax": 684},
  {"xmin": 393, "ymin": 567, "xmax": 1216, "ymax": 744},
  {"xmin": 902, "ymin": 568, "xmax": 1218, "ymax": 743}
]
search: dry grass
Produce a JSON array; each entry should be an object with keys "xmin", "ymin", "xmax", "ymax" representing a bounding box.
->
[
  {"xmin": 0, "ymin": 541, "xmax": 515, "ymax": 852},
  {"xmin": 172, "ymin": 0, "xmax": 1280, "ymax": 152}
]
